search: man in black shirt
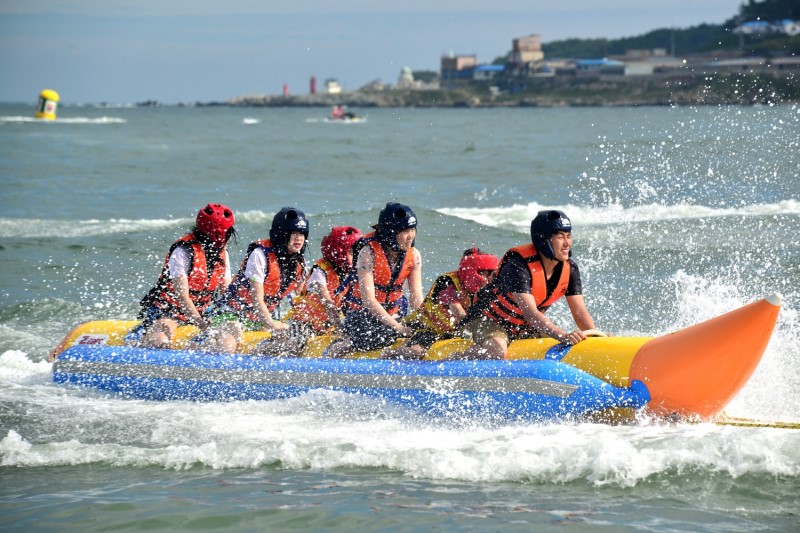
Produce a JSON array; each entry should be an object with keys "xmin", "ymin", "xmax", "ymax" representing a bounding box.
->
[{"xmin": 453, "ymin": 210, "xmax": 599, "ymax": 360}]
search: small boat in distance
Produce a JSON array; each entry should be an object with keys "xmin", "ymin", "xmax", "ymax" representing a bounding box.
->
[
  {"xmin": 327, "ymin": 104, "xmax": 366, "ymax": 123},
  {"xmin": 323, "ymin": 116, "xmax": 367, "ymax": 124}
]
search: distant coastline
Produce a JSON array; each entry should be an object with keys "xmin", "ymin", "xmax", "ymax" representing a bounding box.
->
[{"xmin": 202, "ymin": 70, "xmax": 798, "ymax": 109}]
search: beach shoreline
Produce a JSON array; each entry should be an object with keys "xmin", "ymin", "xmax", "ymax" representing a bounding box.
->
[{"xmin": 211, "ymin": 70, "xmax": 799, "ymax": 109}]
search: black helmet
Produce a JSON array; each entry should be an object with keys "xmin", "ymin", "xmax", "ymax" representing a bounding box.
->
[
  {"xmin": 376, "ymin": 202, "xmax": 417, "ymax": 251},
  {"xmin": 269, "ymin": 207, "xmax": 309, "ymax": 254},
  {"xmin": 530, "ymin": 210, "xmax": 572, "ymax": 259}
]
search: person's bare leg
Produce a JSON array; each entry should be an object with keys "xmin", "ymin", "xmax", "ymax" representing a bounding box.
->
[
  {"xmin": 193, "ymin": 322, "xmax": 242, "ymax": 353},
  {"xmin": 141, "ymin": 318, "xmax": 178, "ymax": 349}
]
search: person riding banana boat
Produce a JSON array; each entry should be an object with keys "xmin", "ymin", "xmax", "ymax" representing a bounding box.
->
[
  {"xmin": 449, "ymin": 210, "xmax": 600, "ymax": 360},
  {"xmin": 122, "ymin": 203, "xmax": 237, "ymax": 350},
  {"xmin": 325, "ymin": 202, "xmax": 424, "ymax": 357},
  {"xmin": 198, "ymin": 207, "xmax": 309, "ymax": 354},
  {"xmin": 381, "ymin": 247, "xmax": 499, "ymax": 360},
  {"xmin": 252, "ymin": 225, "xmax": 363, "ymax": 357}
]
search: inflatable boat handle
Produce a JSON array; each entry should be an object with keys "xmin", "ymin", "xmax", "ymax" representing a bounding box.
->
[{"xmin": 583, "ymin": 329, "xmax": 607, "ymax": 337}]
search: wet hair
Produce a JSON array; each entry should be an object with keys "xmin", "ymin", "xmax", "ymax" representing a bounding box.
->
[{"xmin": 462, "ymin": 247, "xmax": 484, "ymax": 258}]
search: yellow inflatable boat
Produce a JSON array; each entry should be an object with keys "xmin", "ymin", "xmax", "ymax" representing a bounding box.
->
[{"xmin": 50, "ymin": 293, "xmax": 783, "ymax": 422}]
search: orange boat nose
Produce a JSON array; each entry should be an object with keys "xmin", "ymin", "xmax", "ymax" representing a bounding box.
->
[{"xmin": 630, "ymin": 293, "xmax": 782, "ymax": 419}]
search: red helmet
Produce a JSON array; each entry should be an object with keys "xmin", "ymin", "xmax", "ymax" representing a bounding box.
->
[
  {"xmin": 321, "ymin": 226, "xmax": 363, "ymax": 270},
  {"xmin": 195, "ymin": 203, "xmax": 235, "ymax": 247},
  {"xmin": 458, "ymin": 248, "xmax": 499, "ymax": 293}
]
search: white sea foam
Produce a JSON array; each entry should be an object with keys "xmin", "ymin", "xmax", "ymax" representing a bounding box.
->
[
  {"xmin": 0, "ymin": 387, "xmax": 797, "ymax": 483},
  {"xmin": 0, "ymin": 116, "xmax": 126, "ymax": 124},
  {"xmin": 1, "ymin": 345, "xmax": 798, "ymax": 479},
  {"xmin": 0, "ymin": 350, "xmax": 51, "ymax": 380},
  {"xmin": 0, "ymin": 210, "xmax": 288, "ymax": 239},
  {"xmin": 0, "ymin": 217, "xmax": 186, "ymax": 238},
  {"xmin": 2, "ymin": 201, "xmax": 795, "ymax": 239},
  {"xmin": 438, "ymin": 199, "xmax": 800, "ymax": 233}
]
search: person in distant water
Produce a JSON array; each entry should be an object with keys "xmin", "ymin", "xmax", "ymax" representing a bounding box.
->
[
  {"xmin": 382, "ymin": 247, "xmax": 499, "ymax": 360},
  {"xmin": 450, "ymin": 210, "xmax": 599, "ymax": 360},
  {"xmin": 327, "ymin": 203, "xmax": 424, "ymax": 356},
  {"xmin": 331, "ymin": 104, "xmax": 356, "ymax": 120},
  {"xmin": 125, "ymin": 203, "xmax": 237, "ymax": 349},
  {"xmin": 251, "ymin": 225, "xmax": 362, "ymax": 357},
  {"xmin": 199, "ymin": 207, "xmax": 309, "ymax": 353}
]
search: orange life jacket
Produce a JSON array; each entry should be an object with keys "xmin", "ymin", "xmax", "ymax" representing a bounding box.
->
[
  {"xmin": 412, "ymin": 271, "xmax": 474, "ymax": 335},
  {"xmin": 288, "ymin": 258, "xmax": 348, "ymax": 333},
  {"xmin": 341, "ymin": 232, "xmax": 415, "ymax": 315},
  {"xmin": 142, "ymin": 233, "xmax": 227, "ymax": 322},
  {"xmin": 482, "ymin": 243, "xmax": 570, "ymax": 338},
  {"xmin": 222, "ymin": 239, "xmax": 305, "ymax": 323}
]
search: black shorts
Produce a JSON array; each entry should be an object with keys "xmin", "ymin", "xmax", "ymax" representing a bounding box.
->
[
  {"xmin": 406, "ymin": 328, "xmax": 440, "ymax": 350},
  {"xmin": 343, "ymin": 309, "xmax": 402, "ymax": 351}
]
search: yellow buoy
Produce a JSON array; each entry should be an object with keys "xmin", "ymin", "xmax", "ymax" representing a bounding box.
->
[{"xmin": 35, "ymin": 89, "xmax": 60, "ymax": 120}]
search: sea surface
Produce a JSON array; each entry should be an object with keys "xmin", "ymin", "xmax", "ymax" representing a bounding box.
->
[{"xmin": 1, "ymin": 103, "xmax": 799, "ymax": 532}]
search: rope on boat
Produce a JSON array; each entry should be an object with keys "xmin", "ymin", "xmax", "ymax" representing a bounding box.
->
[{"xmin": 714, "ymin": 414, "xmax": 800, "ymax": 430}]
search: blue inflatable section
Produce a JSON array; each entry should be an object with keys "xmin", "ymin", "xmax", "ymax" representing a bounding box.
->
[{"xmin": 53, "ymin": 345, "xmax": 651, "ymax": 421}]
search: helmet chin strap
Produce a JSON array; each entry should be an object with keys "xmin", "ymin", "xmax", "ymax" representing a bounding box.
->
[{"xmin": 533, "ymin": 236, "xmax": 555, "ymax": 259}]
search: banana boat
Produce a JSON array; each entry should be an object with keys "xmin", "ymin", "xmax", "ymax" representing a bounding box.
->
[{"xmin": 50, "ymin": 293, "xmax": 783, "ymax": 422}]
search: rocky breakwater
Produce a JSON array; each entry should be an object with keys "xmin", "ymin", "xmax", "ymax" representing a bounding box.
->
[
  {"xmin": 226, "ymin": 89, "xmax": 484, "ymax": 108},
  {"xmin": 223, "ymin": 70, "xmax": 798, "ymax": 109}
]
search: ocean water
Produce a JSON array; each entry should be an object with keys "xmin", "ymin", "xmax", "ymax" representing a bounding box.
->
[{"xmin": 1, "ymin": 103, "xmax": 799, "ymax": 532}]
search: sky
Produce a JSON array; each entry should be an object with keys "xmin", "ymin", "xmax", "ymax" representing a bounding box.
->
[{"xmin": 0, "ymin": 0, "xmax": 745, "ymax": 104}]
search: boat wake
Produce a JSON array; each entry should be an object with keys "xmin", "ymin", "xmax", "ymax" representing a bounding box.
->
[
  {"xmin": 2, "ymin": 200, "xmax": 797, "ymax": 240},
  {"xmin": 0, "ymin": 380, "xmax": 797, "ymax": 485},
  {"xmin": 0, "ymin": 116, "xmax": 126, "ymax": 124},
  {"xmin": 439, "ymin": 199, "xmax": 800, "ymax": 233},
  {"xmin": 0, "ymin": 208, "xmax": 326, "ymax": 239}
]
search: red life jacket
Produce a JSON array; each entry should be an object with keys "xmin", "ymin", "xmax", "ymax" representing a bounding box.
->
[
  {"xmin": 482, "ymin": 243, "xmax": 570, "ymax": 338},
  {"xmin": 145, "ymin": 233, "xmax": 227, "ymax": 322},
  {"xmin": 222, "ymin": 239, "xmax": 305, "ymax": 323},
  {"xmin": 288, "ymin": 258, "xmax": 349, "ymax": 333},
  {"xmin": 341, "ymin": 232, "xmax": 415, "ymax": 315}
]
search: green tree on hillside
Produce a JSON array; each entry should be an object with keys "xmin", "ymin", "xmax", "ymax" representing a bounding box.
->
[
  {"xmin": 734, "ymin": 0, "xmax": 800, "ymax": 22},
  {"xmin": 542, "ymin": 25, "xmax": 735, "ymax": 59},
  {"xmin": 541, "ymin": 0, "xmax": 799, "ymax": 59}
]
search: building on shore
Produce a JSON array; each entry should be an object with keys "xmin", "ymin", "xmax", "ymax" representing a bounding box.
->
[
  {"xmin": 734, "ymin": 19, "xmax": 800, "ymax": 37},
  {"xmin": 396, "ymin": 66, "xmax": 416, "ymax": 89},
  {"xmin": 435, "ymin": 27, "xmax": 799, "ymax": 95},
  {"xmin": 440, "ymin": 54, "xmax": 478, "ymax": 89},
  {"xmin": 325, "ymin": 79, "xmax": 342, "ymax": 94}
]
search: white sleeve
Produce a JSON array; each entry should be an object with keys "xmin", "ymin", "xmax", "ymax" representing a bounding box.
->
[
  {"xmin": 355, "ymin": 245, "xmax": 375, "ymax": 276},
  {"xmin": 305, "ymin": 267, "xmax": 328, "ymax": 291},
  {"xmin": 167, "ymin": 245, "xmax": 191, "ymax": 279},
  {"xmin": 244, "ymin": 248, "xmax": 268, "ymax": 283}
]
